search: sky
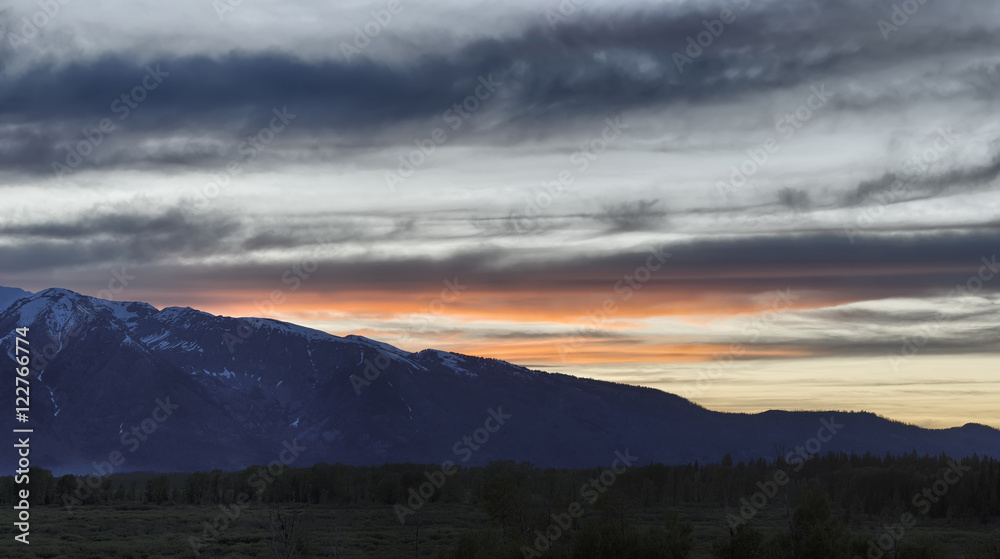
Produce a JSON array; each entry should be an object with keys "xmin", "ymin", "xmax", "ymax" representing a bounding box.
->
[{"xmin": 1, "ymin": 0, "xmax": 999, "ymax": 429}]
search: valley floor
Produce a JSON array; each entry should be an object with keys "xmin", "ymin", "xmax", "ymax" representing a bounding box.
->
[{"xmin": 2, "ymin": 503, "xmax": 998, "ymax": 559}]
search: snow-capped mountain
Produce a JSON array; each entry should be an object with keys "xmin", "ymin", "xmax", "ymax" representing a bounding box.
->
[
  {"xmin": 1, "ymin": 286, "xmax": 998, "ymax": 474},
  {"xmin": 0, "ymin": 286, "xmax": 30, "ymax": 313}
]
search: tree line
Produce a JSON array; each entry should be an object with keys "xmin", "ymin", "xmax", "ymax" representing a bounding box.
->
[{"xmin": 2, "ymin": 450, "xmax": 998, "ymax": 558}]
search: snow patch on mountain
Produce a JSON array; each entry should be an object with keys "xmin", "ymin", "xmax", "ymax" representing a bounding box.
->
[
  {"xmin": 242, "ymin": 317, "xmax": 338, "ymax": 341},
  {"xmin": 155, "ymin": 307, "xmax": 214, "ymax": 329},
  {"xmin": 140, "ymin": 330, "xmax": 171, "ymax": 345},
  {"xmin": 430, "ymin": 350, "xmax": 477, "ymax": 377},
  {"xmin": 46, "ymin": 385, "xmax": 59, "ymax": 417},
  {"xmin": 94, "ymin": 299, "xmax": 158, "ymax": 325},
  {"xmin": 150, "ymin": 339, "xmax": 202, "ymax": 353},
  {"xmin": 347, "ymin": 336, "xmax": 428, "ymax": 371},
  {"xmin": 346, "ymin": 334, "xmax": 410, "ymax": 356},
  {"xmin": 201, "ymin": 368, "xmax": 236, "ymax": 380},
  {"xmin": 14, "ymin": 295, "xmax": 73, "ymax": 334}
]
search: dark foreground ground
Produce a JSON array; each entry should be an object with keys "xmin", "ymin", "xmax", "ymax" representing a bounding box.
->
[
  {"xmin": 3, "ymin": 454, "xmax": 999, "ymax": 558},
  {"xmin": 1, "ymin": 502, "xmax": 999, "ymax": 558}
]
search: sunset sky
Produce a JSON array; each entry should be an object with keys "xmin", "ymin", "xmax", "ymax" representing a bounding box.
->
[{"xmin": 2, "ymin": 0, "xmax": 999, "ymax": 429}]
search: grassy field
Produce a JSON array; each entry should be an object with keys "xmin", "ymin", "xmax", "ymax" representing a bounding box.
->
[{"xmin": 2, "ymin": 502, "xmax": 998, "ymax": 558}]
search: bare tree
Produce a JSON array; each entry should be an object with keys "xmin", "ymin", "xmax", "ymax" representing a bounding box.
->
[
  {"xmin": 774, "ymin": 443, "xmax": 796, "ymax": 559},
  {"xmin": 413, "ymin": 511, "xmax": 420, "ymax": 559},
  {"xmin": 784, "ymin": 479, "xmax": 796, "ymax": 559},
  {"xmin": 329, "ymin": 514, "xmax": 342, "ymax": 559},
  {"xmin": 597, "ymin": 490, "xmax": 634, "ymax": 538},
  {"xmin": 482, "ymin": 474, "xmax": 535, "ymax": 544},
  {"xmin": 874, "ymin": 500, "xmax": 905, "ymax": 559},
  {"xmin": 267, "ymin": 505, "xmax": 303, "ymax": 559}
]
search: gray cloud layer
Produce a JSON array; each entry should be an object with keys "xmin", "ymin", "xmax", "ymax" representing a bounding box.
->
[
  {"xmin": 1, "ymin": 0, "xmax": 998, "ymax": 175},
  {"xmin": 2, "ymin": 0, "xmax": 999, "ymax": 371}
]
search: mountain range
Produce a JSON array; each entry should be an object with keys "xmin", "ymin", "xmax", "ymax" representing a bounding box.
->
[{"xmin": 1, "ymin": 286, "xmax": 997, "ymax": 475}]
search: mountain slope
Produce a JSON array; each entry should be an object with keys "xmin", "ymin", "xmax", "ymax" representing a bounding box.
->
[
  {"xmin": 0, "ymin": 286, "xmax": 30, "ymax": 313},
  {"xmin": 1, "ymin": 286, "xmax": 997, "ymax": 474}
]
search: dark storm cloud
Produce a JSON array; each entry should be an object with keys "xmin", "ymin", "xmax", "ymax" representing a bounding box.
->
[
  {"xmin": 0, "ymin": 206, "xmax": 445, "ymax": 272},
  {"xmin": 41, "ymin": 228, "xmax": 997, "ymax": 300},
  {"xmin": 931, "ymin": 152, "xmax": 1000, "ymax": 189},
  {"xmin": 485, "ymin": 328, "xmax": 635, "ymax": 341},
  {"xmin": 595, "ymin": 199, "xmax": 668, "ymax": 232},
  {"xmin": 849, "ymin": 172, "xmax": 899, "ymax": 205},
  {"xmin": 845, "ymin": 151, "xmax": 1000, "ymax": 206},
  {"xmin": 240, "ymin": 232, "xmax": 305, "ymax": 252},
  {"xmin": 778, "ymin": 188, "xmax": 810, "ymax": 211},
  {"xmin": 7, "ymin": 189, "xmax": 998, "ymax": 290},
  {"xmin": 6, "ymin": 210, "xmax": 998, "ymax": 356},
  {"xmin": 706, "ymin": 324, "xmax": 1000, "ymax": 358},
  {"xmin": 472, "ymin": 202, "xmax": 673, "ymax": 237},
  {"xmin": 2, "ymin": 0, "xmax": 998, "ymax": 174},
  {"xmin": 0, "ymin": 206, "xmax": 240, "ymax": 271},
  {"xmin": 808, "ymin": 305, "xmax": 1000, "ymax": 329},
  {"xmin": 380, "ymin": 324, "xmax": 636, "ymax": 341},
  {"xmin": 1, "ymin": 207, "xmax": 208, "ymax": 238}
]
